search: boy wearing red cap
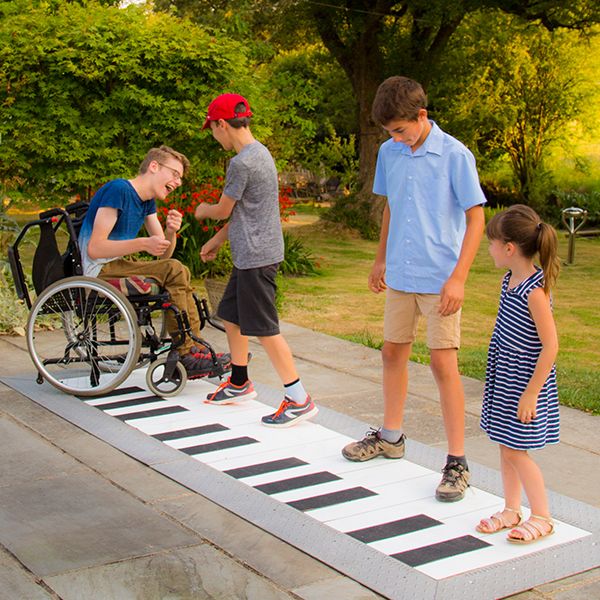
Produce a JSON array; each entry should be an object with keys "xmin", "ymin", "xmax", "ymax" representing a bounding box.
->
[{"xmin": 195, "ymin": 93, "xmax": 318, "ymax": 427}]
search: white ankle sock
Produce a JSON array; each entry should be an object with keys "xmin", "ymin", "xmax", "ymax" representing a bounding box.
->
[
  {"xmin": 284, "ymin": 380, "xmax": 308, "ymax": 404},
  {"xmin": 380, "ymin": 428, "xmax": 403, "ymax": 444}
]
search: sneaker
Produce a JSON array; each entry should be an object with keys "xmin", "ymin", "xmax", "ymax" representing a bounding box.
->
[
  {"xmin": 341, "ymin": 428, "xmax": 405, "ymax": 462},
  {"xmin": 205, "ymin": 378, "xmax": 257, "ymax": 405},
  {"xmin": 435, "ymin": 461, "xmax": 470, "ymax": 502},
  {"xmin": 261, "ymin": 395, "xmax": 318, "ymax": 428},
  {"xmin": 181, "ymin": 348, "xmax": 232, "ymax": 379}
]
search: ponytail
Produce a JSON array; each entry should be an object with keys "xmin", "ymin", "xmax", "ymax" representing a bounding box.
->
[{"xmin": 537, "ymin": 222, "xmax": 560, "ymax": 294}]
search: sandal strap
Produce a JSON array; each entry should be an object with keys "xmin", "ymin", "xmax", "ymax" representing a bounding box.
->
[
  {"xmin": 479, "ymin": 514, "xmax": 503, "ymax": 532},
  {"xmin": 504, "ymin": 507, "xmax": 522, "ymax": 517},
  {"xmin": 530, "ymin": 514, "xmax": 555, "ymax": 533},
  {"xmin": 510, "ymin": 516, "xmax": 553, "ymax": 541},
  {"xmin": 530, "ymin": 514, "xmax": 553, "ymax": 524},
  {"xmin": 480, "ymin": 510, "xmax": 521, "ymax": 532},
  {"xmin": 510, "ymin": 522, "xmax": 536, "ymax": 541}
]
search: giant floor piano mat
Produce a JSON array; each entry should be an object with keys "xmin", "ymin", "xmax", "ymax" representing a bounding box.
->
[{"xmin": 3, "ymin": 370, "xmax": 599, "ymax": 600}]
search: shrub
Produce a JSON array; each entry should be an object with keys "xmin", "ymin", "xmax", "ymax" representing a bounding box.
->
[
  {"xmin": 483, "ymin": 205, "xmax": 507, "ymax": 223},
  {"xmin": 0, "ymin": 266, "xmax": 29, "ymax": 335},
  {"xmin": 157, "ymin": 182, "xmax": 306, "ymax": 278},
  {"xmin": 280, "ymin": 231, "xmax": 319, "ymax": 276},
  {"xmin": 323, "ymin": 194, "xmax": 380, "ymax": 240},
  {"xmin": 156, "ymin": 181, "xmax": 232, "ymax": 278}
]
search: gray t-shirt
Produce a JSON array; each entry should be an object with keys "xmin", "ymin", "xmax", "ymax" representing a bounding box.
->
[{"xmin": 223, "ymin": 141, "xmax": 284, "ymax": 269}]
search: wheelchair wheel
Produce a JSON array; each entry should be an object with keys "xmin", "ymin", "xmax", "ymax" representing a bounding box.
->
[
  {"xmin": 27, "ymin": 276, "xmax": 141, "ymax": 397},
  {"xmin": 145, "ymin": 358, "xmax": 187, "ymax": 397}
]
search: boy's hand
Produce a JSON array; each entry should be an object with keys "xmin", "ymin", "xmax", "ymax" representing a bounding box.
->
[
  {"xmin": 165, "ymin": 209, "xmax": 182, "ymax": 233},
  {"xmin": 517, "ymin": 392, "xmax": 538, "ymax": 423},
  {"xmin": 368, "ymin": 262, "xmax": 387, "ymax": 293},
  {"xmin": 144, "ymin": 235, "xmax": 171, "ymax": 256},
  {"xmin": 194, "ymin": 203, "xmax": 208, "ymax": 221},
  {"xmin": 439, "ymin": 277, "xmax": 465, "ymax": 315},
  {"xmin": 200, "ymin": 237, "xmax": 221, "ymax": 262}
]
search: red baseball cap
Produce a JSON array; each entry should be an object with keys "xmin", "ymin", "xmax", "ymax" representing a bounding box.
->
[{"xmin": 202, "ymin": 93, "xmax": 253, "ymax": 130}]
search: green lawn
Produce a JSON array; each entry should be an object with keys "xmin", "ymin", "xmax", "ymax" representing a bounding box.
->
[
  {"xmin": 8, "ymin": 208, "xmax": 598, "ymax": 413},
  {"xmin": 279, "ymin": 216, "xmax": 600, "ymax": 415}
]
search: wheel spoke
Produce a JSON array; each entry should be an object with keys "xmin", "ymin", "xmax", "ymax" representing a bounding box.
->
[{"xmin": 28, "ymin": 278, "xmax": 140, "ymax": 396}]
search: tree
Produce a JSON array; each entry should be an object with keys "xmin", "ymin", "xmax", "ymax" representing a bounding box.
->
[
  {"xmin": 154, "ymin": 0, "xmax": 600, "ymax": 224},
  {"xmin": 257, "ymin": 45, "xmax": 356, "ymax": 175},
  {"xmin": 0, "ymin": 0, "xmax": 254, "ymax": 202},
  {"xmin": 431, "ymin": 12, "xmax": 595, "ymax": 208}
]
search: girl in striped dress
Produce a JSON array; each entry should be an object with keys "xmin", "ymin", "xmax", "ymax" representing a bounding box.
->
[{"xmin": 476, "ymin": 205, "xmax": 560, "ymax": 544}]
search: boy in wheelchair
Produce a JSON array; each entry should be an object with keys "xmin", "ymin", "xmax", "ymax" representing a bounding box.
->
[{"xmin": 78, "ymin": 145, "xmax": 231, "ymax": 379}]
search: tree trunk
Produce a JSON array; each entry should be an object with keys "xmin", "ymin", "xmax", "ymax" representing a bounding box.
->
[
  {"xmin": 309, "ymin": 2, "xmax": 390, "ymax": 229},
  {"xmin": 356, "ymin": 79, "xmax": 386, "ymax": 223}
]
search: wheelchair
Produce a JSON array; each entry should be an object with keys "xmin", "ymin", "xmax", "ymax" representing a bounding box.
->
[{"xmin": 8, "ymin": 201, "xmax": 227, "ymax": 398}]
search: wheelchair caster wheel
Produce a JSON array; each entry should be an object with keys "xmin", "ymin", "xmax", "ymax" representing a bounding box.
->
[{"xmin": 146, "ymin": 358, "xmax": 187, "ymax": 397}]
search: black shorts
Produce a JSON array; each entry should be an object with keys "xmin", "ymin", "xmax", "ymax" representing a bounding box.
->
[{"xmin": 217, "ymin": 264, "xmax": 280, "ymax": 337}]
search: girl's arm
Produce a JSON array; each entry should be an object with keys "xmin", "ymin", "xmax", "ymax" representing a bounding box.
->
[{"xmin": 517, "ymin": 287, "xmax": 559, "ymax": 423}]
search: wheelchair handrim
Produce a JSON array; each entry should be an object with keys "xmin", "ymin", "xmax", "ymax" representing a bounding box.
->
[{"xmin": 26, "ymin": 276, "xmax": 141, "ymax": 397}]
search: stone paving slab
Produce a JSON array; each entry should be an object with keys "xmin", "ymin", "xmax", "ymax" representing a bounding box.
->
[
  {"xmin": 0, "ymin": 416, "xmax": 88, "ymax": 488},
  {"xmin": 43, "ymin": 545, "xmax": 295, "ymax": 600},
  {"xmin": 0, "ymin": 447, "xmax": 200, "ymax": 577},
  {"xmin": 0, "ymin": 546, "xmax": 54, "ymax": 600},
  {"xmin": 154, "ymin": 493, "xmax": 383, "ymax": 596},
  {"xmin": 0, "ymin": 326, "xmax": 599, "ymax": 600},
  {"xmin": 3, "ymin": 371, "xmax": 598, "ymax": 600}
]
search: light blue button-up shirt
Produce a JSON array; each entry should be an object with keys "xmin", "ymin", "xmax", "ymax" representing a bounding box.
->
[{"xmin": 373, "ymin": 121, "xmax": 486, "ymax": 294}]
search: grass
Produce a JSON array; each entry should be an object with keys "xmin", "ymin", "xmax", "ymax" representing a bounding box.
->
[
  {"xmin": 8, "ymin": 207, "xmax": 598, "ymax": 413},
  {"xmin": 278, "ymin": 212, "xmax": 600, "ymax": 415}
]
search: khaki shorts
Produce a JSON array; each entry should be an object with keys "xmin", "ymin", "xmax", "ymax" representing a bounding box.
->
[{"xmin": 384, "ymin": 289, "xmax": 461, "ymax": 349}]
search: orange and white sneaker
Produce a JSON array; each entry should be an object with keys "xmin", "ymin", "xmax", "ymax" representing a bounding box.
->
[
  {"xmin": 261, "ymin": 395, "xmax": 318, "ymax": 428},
  {"xmin": 205, "ymin": 378, "xmax": 257, "ymax": 405}
]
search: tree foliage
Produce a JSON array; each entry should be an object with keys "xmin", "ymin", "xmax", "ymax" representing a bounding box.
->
[
  {"xmin": 154, "ymin": 0, "xmax": 600, "ymax": 222},
  {"xmin": 0, "ymin": 0, "xmax": 254, "ymax": 202},
  {"xmin": 431, "ymin": 12, "xmax": 595, "ymax": 207}
]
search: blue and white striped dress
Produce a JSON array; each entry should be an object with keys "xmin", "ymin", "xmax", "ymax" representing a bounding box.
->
[{"xmin": 480, "ymin": 268, "xmax": 559, "ymax": 450}]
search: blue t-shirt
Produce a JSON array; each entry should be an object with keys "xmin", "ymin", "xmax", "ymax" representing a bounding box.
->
[
  {"xmin": 373, "ymin": 121, "xmax": 486, "ymax": 293},
  {"xmin": 79, "ymin": 179, "xmax": 156, "ymax": 277}
]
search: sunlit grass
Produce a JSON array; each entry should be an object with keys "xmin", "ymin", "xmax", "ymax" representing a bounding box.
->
[
  {"xmin": 9, "ymin": 207, "xmax": 597, "ymax": 412},
  {"xmin": 280, "ymin": 216, "xmax": 600, "ymax": 414}
]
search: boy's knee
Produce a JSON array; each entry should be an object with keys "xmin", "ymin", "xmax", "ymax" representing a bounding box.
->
[
  {"xmin": 163, "ymin": 259, "xmax": 190, "ymax": 283},
  {"xmin": 381, "ymin": 341, "xmax": 410, "ymax": 366},
  {"xmin": 429, "ymin": 348, "xmax": 458, "ymax": 375}
]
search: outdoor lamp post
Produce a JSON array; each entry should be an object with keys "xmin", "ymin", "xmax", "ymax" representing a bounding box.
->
[{"xmin": 561, "ymin": 206, "xmax": 587, "ymax": 265}]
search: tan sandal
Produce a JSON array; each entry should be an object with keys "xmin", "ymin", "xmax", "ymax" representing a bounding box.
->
[
  {"xmin": 476, "ymin": 507, "xmax": 522, "ymax": 534},
  {"xmin": 507, "ymin": 514, "xmax": 554, "ymax": 544}
]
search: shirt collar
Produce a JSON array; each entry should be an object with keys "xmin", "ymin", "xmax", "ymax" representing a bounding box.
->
[{"xmin": 393, "ymin": 120, "xmax": 443, "ymax": 156}]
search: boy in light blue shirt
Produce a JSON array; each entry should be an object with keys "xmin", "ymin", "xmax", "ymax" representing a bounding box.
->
[{"xmin": 342, "ymin": 76, "xmax": 486, "ymax": 502}]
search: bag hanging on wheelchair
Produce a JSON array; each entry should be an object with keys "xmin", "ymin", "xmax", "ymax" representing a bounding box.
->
[{"xmin": 32, "ymin": 221, "xmax": 67, "ymax": 294}]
